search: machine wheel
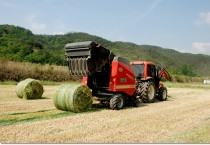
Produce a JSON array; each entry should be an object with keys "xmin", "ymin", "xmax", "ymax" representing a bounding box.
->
[
  {"xmin": 157, "ymin": 87, "xmax": 167, "ymax": 101},
  {"xmin": 140, "ymin": 82, "xmax": 156, "ymax": 103},
  {"xmin": 110, "ymin": 94, "xmax": 124, "ymax": 110}
]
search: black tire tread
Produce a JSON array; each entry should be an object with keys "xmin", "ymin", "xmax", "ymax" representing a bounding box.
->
[
  {"xmin": 139, "ymin": 82, "xmax": 156, "ymax": 103},
  {"xmin": 157, "ymin": 87, "xmax": 167, "ymax": 101},
  {"xmin": 110, "ymin": 94, "xmax": 124, "ymax": 110}
]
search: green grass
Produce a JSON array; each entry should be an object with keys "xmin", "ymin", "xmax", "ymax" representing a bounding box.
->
[
  {"xmin": 0, "ymin": 81, "xmax": 18, "ymax": 85},
  {"xmin": 0, "ymin": 106, "xmax": 105, "ymax": 126}
]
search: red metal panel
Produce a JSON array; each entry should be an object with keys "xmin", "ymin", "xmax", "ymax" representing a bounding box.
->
[
  {"xmin": 130, "ymin": 61, "xmax": 155, "ymax": 66},
  {"xmin": 130, "ymin": 61, "xmax": 156, "ymax": 79},
  {"xmin": 143, "ymin": 63, "xmax": 148, "ymax": 79},
  {"xmin": 159, "ymin": 82, "xmax": 164, "ymax": 88},
  {"xmin": 82, "ymin": 76, "xmax": 88, "ymax": 86},
  {"xmin": 109, "ymin": 61, "xmax": 136, "ymax": 96}
]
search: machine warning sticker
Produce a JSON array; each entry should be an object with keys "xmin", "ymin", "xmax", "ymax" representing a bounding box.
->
[
  {"xmin": 118, "ymin": 67, "xmax": 123, "ymax": 72},
  {"xmin": 120, "ymin": 78, "xmax": 127, "ymax": 82}
]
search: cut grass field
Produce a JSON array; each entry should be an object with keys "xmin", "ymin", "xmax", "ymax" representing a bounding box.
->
[
  {"xmin": 164, "ymin": 82, "xmax": 210, "ymax": 89},
  {"xmin": 0, "ymin": 110, "xmax": 72, "ymax": 126},
  {"xmin": 0, "ymin": 82, "xmax": 210, "ymax": 143}
]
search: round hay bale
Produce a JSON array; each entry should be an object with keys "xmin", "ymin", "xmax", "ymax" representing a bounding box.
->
[
  {"xmin": 16, "ymin": 78, "xmax": 44, "ymax": 100},
  {"xmin": 54, "ymin": 84, "xmax": 93, "ymax": 113}
]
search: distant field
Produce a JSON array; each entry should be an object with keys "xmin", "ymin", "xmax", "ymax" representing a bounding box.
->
[{"xmin": 0, "ymin": 83, "xmax": 210, "ymax": 143}]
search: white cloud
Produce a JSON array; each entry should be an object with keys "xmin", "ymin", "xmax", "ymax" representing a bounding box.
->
[
  {"xmin": 52, "ymin": 31, "xmax": 65, "ymax": 35},
  {"xmin": 24, "ymin": 15, "xmax": 70, "ymax": 34},
  {"xmin": 192, "ymin": 42, "xmax": 210, "ymax": 53},
  {"xmin": 193, "ymin": 20, "xmax": 202, "ymax": 26},
  {"xmin": 25, "ymin": 14, "xmax": 47, "ymax": 34},
  {"xmin": 200, "ymin": 12, "xmax": 210, "ymax": 24},
  {"xmin": 194, "ymin": 11, "xmax": 210, "ymax": 26},
  {"xmin": 31, "ymin": 23, "xmax": 47, "ymax": 32}
]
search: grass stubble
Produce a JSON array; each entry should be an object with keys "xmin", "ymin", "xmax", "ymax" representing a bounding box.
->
[{"xmin": 0, "ymin": 83, "xmax": 210, "ymax": 143}]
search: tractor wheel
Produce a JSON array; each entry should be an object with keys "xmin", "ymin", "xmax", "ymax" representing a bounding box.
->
[
  {"xmin": 157, "ymin": 87, "xmax": 167, "ymax": 101},
  {"xmin": 140, "ymin": 82, "xmax": 156, "ymax": 103},
  {"xmin": 110, "ymin": 94, "xmax": 124, "ymax": 110}
]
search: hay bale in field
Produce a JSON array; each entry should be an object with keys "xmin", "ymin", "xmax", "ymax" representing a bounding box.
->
[
  {"xmin": 16, "ymin": 78, "xmax": 44, "ymax": 100},
  {"xmin": 54, "ymin": 84, "xmax": 93, "ymax": 113}
]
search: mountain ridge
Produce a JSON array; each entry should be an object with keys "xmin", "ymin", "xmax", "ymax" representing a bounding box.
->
[{"xmin": 0, "ymin": 24, "xmax": 210, "ymax": 76}]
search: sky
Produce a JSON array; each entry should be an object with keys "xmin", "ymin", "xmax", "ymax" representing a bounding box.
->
[{"xmin": 0, "ymin": 0, "xmax": 210, "ymax": 55}]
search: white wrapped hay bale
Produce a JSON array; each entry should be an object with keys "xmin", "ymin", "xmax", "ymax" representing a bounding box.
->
[
  {"xmin": 53, "ymin": 84, "xmax": 93, "ymax": 113},
  {"xmin": 16, "ymin": 78, "xmax": 44, "ymax": 100}
]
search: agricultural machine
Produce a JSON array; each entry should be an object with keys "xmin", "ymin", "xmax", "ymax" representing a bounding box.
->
[{"xmin": 65, "ymin": 41, "xmax": 171, "ymax": 110}]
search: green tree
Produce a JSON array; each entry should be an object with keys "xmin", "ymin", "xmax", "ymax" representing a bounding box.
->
[{"xmin": 180, "ymin": 64, "xmax": 195, "ymax": 76}]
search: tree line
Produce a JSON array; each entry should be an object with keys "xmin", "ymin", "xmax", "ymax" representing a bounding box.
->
[{"xmin": 0, "ymin": 24, "xmax": 210, "ymax": 76}]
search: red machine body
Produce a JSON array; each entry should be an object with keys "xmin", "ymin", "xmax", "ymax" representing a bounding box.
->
[
  {"xmin": 130, "ymin": 61, "xmax": 156, "ymax": 80},
  {"xmin": 82, "ymin": 57, "xmax": 136, "ymax": 96},
  {"xmin": 108, "ymin": 58, "xmax": 136, "ymax": 96},
  {"xmin": 130, "ymin": 61, "xmax": 171, "ymax": 85}
]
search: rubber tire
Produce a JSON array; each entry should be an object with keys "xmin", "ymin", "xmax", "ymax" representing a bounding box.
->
[
  {"xmin": 157, "ymin": 87, "xmax": 167, "ymax": 101},
  {"xmin": 140, "ymin": 82, "xmax": 156, "ymax": 103},
  {"xmin": 110, "ymin": 94, "xmax": 124, "ymax": 110}
]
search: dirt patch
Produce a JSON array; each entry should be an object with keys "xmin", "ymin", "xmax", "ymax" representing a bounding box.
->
[{"xmin": 0, "ymin": 85, "xmax": 210, "ymax": 143}]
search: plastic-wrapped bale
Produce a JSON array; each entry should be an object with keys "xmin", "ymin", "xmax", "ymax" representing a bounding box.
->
[
  {"xmin": 16, "ymin": 78, "xmax": 44, "ymax": 100},
  {"xmin": 53, "ymin": 84, "xmax": 93, "ymax": 113}
]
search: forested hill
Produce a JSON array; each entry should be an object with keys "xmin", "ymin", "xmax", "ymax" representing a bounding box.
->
[{"xmin": 0, "ymin": 24, "xmax": 210, "ymax": 76}]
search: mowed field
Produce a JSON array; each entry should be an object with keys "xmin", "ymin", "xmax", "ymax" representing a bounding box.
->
[{"xmin": 0, "ymin": 83, "xmax": 210, "ymax": 143}]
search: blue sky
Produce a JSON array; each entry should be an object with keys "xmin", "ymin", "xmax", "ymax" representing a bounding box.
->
[{"xmin": 0, "ymin": 0, "xmax": 210, "ymax": 55}]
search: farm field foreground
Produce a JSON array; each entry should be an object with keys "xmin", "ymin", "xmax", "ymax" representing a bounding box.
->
[{"xmin": 0, "ymin": 83, "xmax": 210, "ymax": 143}]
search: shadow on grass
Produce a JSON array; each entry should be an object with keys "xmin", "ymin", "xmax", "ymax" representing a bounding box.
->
[
  {"xmin": 39, "ymin": 96, "xmax": 50, "ymax": 99},
  {"xmin": 88, "ymin": 103, "xmax": 109, "ymax": 112},
  {"xmin": 0, "ymin": 106, "xmax": 107, "ymax": 127},
  {"xmin": 18, "ymin": 97, "xmax": 50, "ymax": 100},
  {"xmin": 91, "ymin": 101, "xmax": 150, "ymax": 111},
  {"xmin": 0, "ymin": 109, "xmax": 74, "ymax": 126},
  {"xmin": 28, "ymin": 96, "xmax": 50, "ymax": 100},
  {"xmin": 153, "ymin": 95, "xmax": 175, "ymax": 104},
  {"xmin": 166, "ymin": 95, "xmax": 178, "ymax": 100}
]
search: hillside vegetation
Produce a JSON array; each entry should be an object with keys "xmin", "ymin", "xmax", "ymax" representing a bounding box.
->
[
  {"xmin": 0, "ymin": 58, "xmax": 206, "ymax": 83},
  {"xmin": 0, "ymin": 24, "xmax": 210, "ymax": 77},
  {"xmin": 0, "ymin": 58, "xmax": 80, "ymax": 82}
]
